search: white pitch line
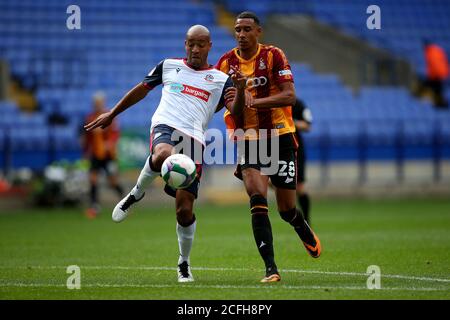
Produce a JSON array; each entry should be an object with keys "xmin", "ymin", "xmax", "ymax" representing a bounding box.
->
[
  {"xmin": 0, "ymin": 282, "xmax": 447, "ymax": 292},
  {"xmin": 1, "ymin": 265, "xmax": 448, "ymax": 284},
  {"xmin": 280, "ymin": 268, "xmax": 450, "ymax": 283}
]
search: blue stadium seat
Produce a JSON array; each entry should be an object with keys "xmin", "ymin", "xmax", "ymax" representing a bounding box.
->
[
  {"xmin": 1, "ymin": 0, "xmax": 450, "ymax": 168},
  {"xmin": 9, "ymin": 127, "xmax": 49, "ymax": 151}
]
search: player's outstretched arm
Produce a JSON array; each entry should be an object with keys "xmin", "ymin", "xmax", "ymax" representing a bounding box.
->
[
  {"xmin": 84, "ymin": 83, "xmax": 150, "ymax": 131},
  {"xmin": 252, "ymin": 82, "xmax": 296, "ymax": 109},
  {"xmin": 223, "ymin": 82, "xmax": 295, "ymax": 110}
]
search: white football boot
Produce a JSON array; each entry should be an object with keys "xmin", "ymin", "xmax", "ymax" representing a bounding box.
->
[
  {"xmin": 177, "ymin": 261, "xmax": 194, "ymax": 283},
  {"xmin": 112, "ymin": 192, "xmax": 145, "ymax": 223}
]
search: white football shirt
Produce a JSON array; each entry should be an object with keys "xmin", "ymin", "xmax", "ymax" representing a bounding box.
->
[{"xmin": 142, "ymin": 58, "xmax": 233, "ymax": 145}]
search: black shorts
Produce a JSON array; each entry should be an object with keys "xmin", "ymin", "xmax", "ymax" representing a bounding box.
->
[
  {"xmin": 90, "ymin": 157, "xmax": 119, "ymax": 176},
  {"xmin": 235, "ymin": 133, "xmax": 298, "ymax": 190},
  {"xmin": 296, "ymin": 135, "xmax": 306, "ymax": 184},
  {"xmin": 150, "ymin": 124, "xmax": 203, "ymax": 199}
]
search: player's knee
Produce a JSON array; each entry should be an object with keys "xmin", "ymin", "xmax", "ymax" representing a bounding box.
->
[
  {"xmin": 241, "ymin": 169, "xmax": 265, "ymax": 194},
  {"xmin": 151, "ymin": 148, "xmax": 172, "ymax": 171},
  {"xmin": 279, "ymin": 207, "xmax": 297, "ymax": 224},
  {"xmin": 250, "ymin": 194, "xmax": 268, "ymax": 215},
  {"xmin": 176, "ymin": 206, "xmax": 194, "ymax": 226}
]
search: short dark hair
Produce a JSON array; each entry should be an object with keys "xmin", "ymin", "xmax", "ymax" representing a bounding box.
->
[{"xmin": 236, "ymin": 11, "xmax": 260, "ymax": 26}]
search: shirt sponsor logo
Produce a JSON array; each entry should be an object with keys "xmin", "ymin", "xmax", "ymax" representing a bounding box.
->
[
  {"xmin": 169, "ymin": 83, "xmax": 211, "ymax": 102},
  {"xmin": 278, "ymin": 69, "xmax": 292, "ymax": 77},
  {"xmin": 169, "ymin": 83, "xmax": 185, "ymax": 93},
  {"xmin": 177, "ymin": 84, "xmax": 211, "ymax": 102},
  {"xmin": 246, "ymin": 76, "xmax": 268, "ymax": 89},
  {"xmin": 182, "ymin": 84, "xmax": 210, "ymax": 102}
]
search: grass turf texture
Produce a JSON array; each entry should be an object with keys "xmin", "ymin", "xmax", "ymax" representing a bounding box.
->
[{"xmin": 0, "ymin": 198, "xmax": 449, "ymax": 299}]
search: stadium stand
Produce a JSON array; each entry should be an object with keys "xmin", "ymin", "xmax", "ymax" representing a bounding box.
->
[
  {"xmin": 219, "ymin": 0, "xmax": 450, "ymax": 75},
  {"xmin": 0, "ymin": 0, "xmax": 449, "ymax": 173}
]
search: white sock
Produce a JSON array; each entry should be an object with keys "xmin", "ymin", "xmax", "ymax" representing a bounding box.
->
[
  {"xmin": 176, "ymin": 220, "xmax": 197, "ymax": 265},
  {"xmin": 130, "ymin": 155, "xmax": 159, "ymax": 199}
]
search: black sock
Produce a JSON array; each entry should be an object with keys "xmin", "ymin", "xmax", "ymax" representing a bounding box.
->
[
  {"xmin": 250, "ymin": 195, "xmax": 277, "ymax": 274},
  {"xmin": 279, "ymin": 208, "xmax": 314, "ymax": 244},
  {"xmin": 252, "ymin": 214, "xmax": 277, "ymax": 274},
  {"xmin": 297, "ymin": 193, "xmax": 310, "ymax": 224},
  {"xmin": 90, "ymin": 184, "xmax": 98, "ymax": 206}
]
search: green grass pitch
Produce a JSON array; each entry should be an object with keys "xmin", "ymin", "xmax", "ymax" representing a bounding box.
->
[{"xmin": 0, "ymin": 198, "xmax": 449, "ymax": 299}]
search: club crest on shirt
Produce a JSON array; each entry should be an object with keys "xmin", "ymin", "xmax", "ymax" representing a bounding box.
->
[
  {"xmin": 204, "ymin": 74, "xmax": 214, "ymax": 82},
  {"xmin": 259, "ymin": 58, "xmax": 266, "ymax": 70}
]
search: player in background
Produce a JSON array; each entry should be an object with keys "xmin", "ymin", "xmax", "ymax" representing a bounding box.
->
[
  {"xmin": 217, "ymin": 12, "xmax": 321, "ymax": 283},
  {"xmin": 292, "ymin": 99, "xmax": 313, "ymax": 225},
  {"xmin": 420, "ymin": 39, "xmax": 449, "ymax": 108},
  {"xmin": 85, "ymin": 25, "xmax": 246, "ymax": 282},
  {"xmin": 81, "ymin": 91, "xmax": 124, "ymax": 219}
]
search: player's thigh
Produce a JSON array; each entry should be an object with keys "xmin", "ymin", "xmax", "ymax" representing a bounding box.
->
[
  {"xmin": 274, "ymin": 187, "xmax": 297, "ymax": 212},
  {"xmin": 150, "ymin": 124, "xmax": 180, "ymax": 169},
  {"xmin": 296, "ymin": 182, "xmax": 305, "ymax": 195},
  {"xmin": 152, "ymin": 143, "xmax": 174, "ymax": 169},
  {"xmin": 241, "ymin": 167, "xmax": 269, "ymax": 197},
  {"xmin": 270, "ymin": 147, "xmax": 297, "ymax": 190},
  {"xmin": 270, "ymin": 146, "xmax": 297, "ymax": 211}
]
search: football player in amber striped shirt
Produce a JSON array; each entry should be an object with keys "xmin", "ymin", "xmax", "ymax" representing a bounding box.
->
[{"xmin": 216, "ymin": 12, "xmax": 322, "ymax": 283}]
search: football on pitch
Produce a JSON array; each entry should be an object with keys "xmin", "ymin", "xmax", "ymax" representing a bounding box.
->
[{"xmin": 161, "ymin": 154, "xmax": 197, "ymax": 189}]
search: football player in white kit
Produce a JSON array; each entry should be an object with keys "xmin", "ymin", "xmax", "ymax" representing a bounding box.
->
[{"xmin": 84, "ymin": 25, "xmax": 246, "ymax": 282}]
